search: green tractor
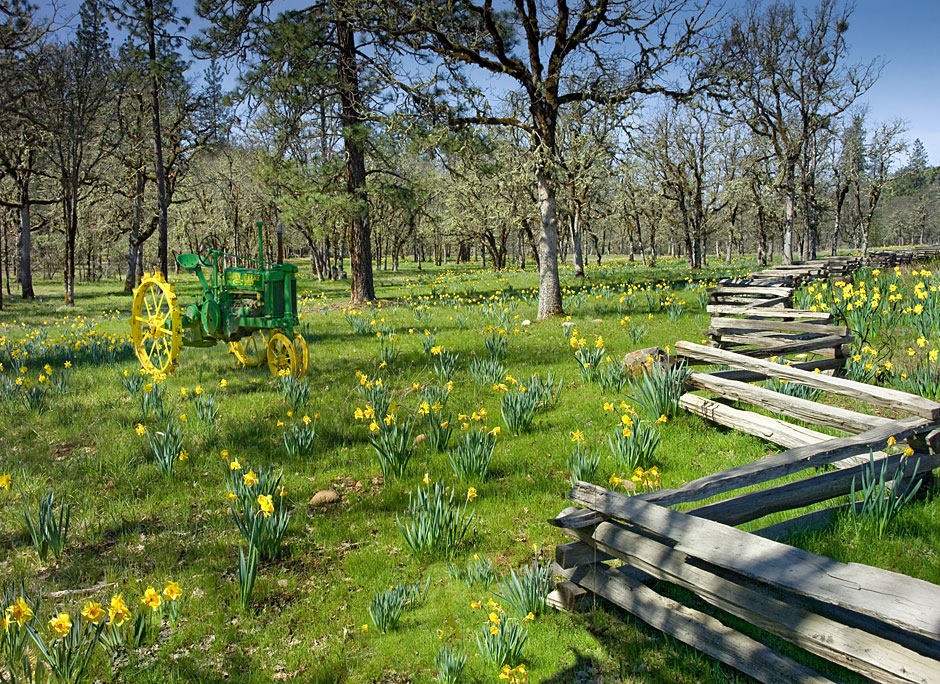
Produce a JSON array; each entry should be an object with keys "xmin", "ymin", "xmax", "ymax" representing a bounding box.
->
[{"xmin": 130, "ymin": 222, "xmax": 308, "ymax": 378}]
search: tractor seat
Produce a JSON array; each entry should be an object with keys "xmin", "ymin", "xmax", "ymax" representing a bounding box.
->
[{"xmin": 177, "ymin": 253, "xmax": 212, "ymax": 271}]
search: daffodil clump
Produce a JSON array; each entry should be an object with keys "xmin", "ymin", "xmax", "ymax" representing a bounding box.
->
[
  {"xmin": 1, "ymin": 581, "xmax": 183, "ymax": 683},
  {"xmin": 277, "ymin": 372, "xmax": 310, "ymax": 411},
  {"xmin": 603, "ymin": 403, "xmax": 660, "ymax": 474},
  {"xmin": 280, "ymin": 410, "xmax": 318, "ymax": 458},
  {"xmin": 568, "ymin": 430, "xmax": 599, "ymax": 485},
  {"xmin": 397, "ymin": 478, "xmax": 475, "ymax": 558},
  {"xmin": 849, "ymin": 441, "xmax": 924, "ymax": 539},
  {"xmin": 419, "ymin": 396, "xmax": 454, "ymax": 452},
  {"xmin": 570, "ymin": 331, "xmax": 605, "ymax": 382},
  {"xmin": 493, "ymin": 560, "xmax": 553, "ymax": 620},
  {"xmin": 225, "ymin": 456, "xmax": 290, "ymax": 559},
  {"xmin": 448, "ymin": 421, "xmax": 499, "ymax": 481},
  {"xmin": 0, "ymin": 312, "xmax": 131, "ymax": 374},
  {"xmin": 368, "ymin": 577, "xmax": 430, "ymax": 633},
  {"xmin": 447, "ymin": 553, "xmax": 495, "ymax": 589},
  {"xmin": 364, "ymin": 406, "xmax": 416, "ymax": 480},
  {"xmin": 472, "ymin": 598, "xmax": 528, "ymax": 669}
]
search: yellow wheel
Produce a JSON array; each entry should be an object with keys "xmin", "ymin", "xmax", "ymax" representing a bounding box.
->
[
  {"xmin": 266, "ymin": 332, "xmax": 297, "ymax": 378},
  {"xmin": 230, "ymin": 330, "xmax": 268, "ymax": 367},
  {"xmin": 131, "ymin": 272, "xmax": 182, "ymax": 375},
  {"xmin": 293, "ymin": 333, "xmax": 309, "ymax": 379}
]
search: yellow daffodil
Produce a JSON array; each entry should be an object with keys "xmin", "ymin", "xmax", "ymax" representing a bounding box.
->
[
  {"xmin": 423, "ymin": 472, "xmax": 431, "ymax": 485},
  {"xmin": 7, "ymin": 597, "xmax": 33, "ymax": 626},
  {"xmin": 258, "ymin": 494, "xmax": 274, "ymax": 517},
  {"xmin": 108, "ymin": 594, "xmax": 130, "ymax": 626},
  {"xmin": 81, "ymin": 601, "xmax": 105, "ymax": 624},
  {"xmin": 230, "ymin": 459, "xmax": 241, "ymax": 471},
  {"xmin": 0, "ymin": 473, "xmax": 10, "ymax": 490},
  {"xmin": 467, "ymin": 487, "xmax": 477, "ymax": 502},
  {"xmin": 141, "ymin": 586, "xmax": 162, "ymax": 610},
  {"xmin": 48, "ymin": 612, "xmax": 72, "ymax": 638},
  {"xmin": 243, "ymin": 470, "xmax": 258, "ymax": 487},
  {"xmin": 163, "ymin": 581, "xmax": 182, "ymax": 601},
  {"xmin": 887, "ymin": 436, "xmax": 897, "ymax": 447},
  {"xmin": 135, "ymin": 423, "xmax": 146, "ymax": 436}
]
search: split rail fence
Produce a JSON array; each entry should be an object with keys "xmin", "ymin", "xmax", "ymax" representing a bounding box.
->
[{"xmin": 548, "ymin": 248, "xmax": 940, "ymax": 683}]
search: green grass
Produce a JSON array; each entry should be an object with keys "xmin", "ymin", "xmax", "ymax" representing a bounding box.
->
[{"xmin": 0, "ymin": 255, "xmax": 937, "ymax": 683}]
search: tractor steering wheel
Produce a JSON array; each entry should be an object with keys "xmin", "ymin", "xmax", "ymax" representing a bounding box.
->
[{"xmin": 200, "ymin": 237, "xmax": 222, "ymax": 267}]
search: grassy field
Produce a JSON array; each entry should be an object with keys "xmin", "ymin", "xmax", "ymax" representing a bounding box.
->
[{"xmin": 0, "ymin": 256, "xmax": 938, "ymax": 684}]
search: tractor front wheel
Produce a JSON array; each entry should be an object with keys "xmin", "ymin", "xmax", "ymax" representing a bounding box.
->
[
  {"xmin": 230, "ymin": 330, "xmax": 268, "ymax": 367},
  {"xmin": 293, "ymin": 333, "xmax": 309, "ymax": 379},
  {"xmin": 266, "ymin": 332, "xmax": 298, "ymax": 378},
  {"xmin": 131, "ymin": 273, "xmax": 183, "ymax": 376}
]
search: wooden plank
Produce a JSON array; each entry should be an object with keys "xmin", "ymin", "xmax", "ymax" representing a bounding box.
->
[
  {"xmin": 753, "ymin": 502, "xmax": 862, "ymax": 541},
  {"xmin": 676, "ymin": 341, "xmax": 940, "ymax": 420},
  {"xmin": 710, "ymin": 317, "xmax": 849, "ymax": 336},
  {"xmin": 680, "ymin": 393, "xmax": 831, "ymax": 449},
  {"xmin": 569, "ymin": 481, "xmax": 940, "ymax": 642},
  {"xmin": 720, "ymin": 277, "xmax": 794, "ymax": 287},
  {"xmin": 570, "ymin": 563, "xmax": 837, "ymax": 684},
  {"xmin": 712, "ymin": 331, "xmax": 819, "ymax": 347},
  {"xmin": 547, "ymin": 508, "xmax": 605, "ymax": 531},
  {"xmin": 546, "ymin": 581, "xmax": 589, "ymax": 611},
  {"xmin": 707, "ymin": 305, "xmax": 833, "ymax": 320},
  {"xmin": 708, "ymin": 286, "xmax": 794, "ymax": 297},
  {"xmin": 630, "ymin": 417, "xmax": 933, "ymax": 508},
  {"xmin": 716, "ymin": 335, "xmax": 851, "ymax": 359},
  {"xmin": 688, "ymin": 450, "xmax": 940, "ymax": 526},
  {"xmin": 709, "ymin": 295, "xmax": 788, "ymax": 306},
  {"xmin": 555, "ymin": 540, "xmax": 615, "ymax": 569},
  {"xmin": 570, "ymin": 522, "xmax": 940, "ymax": 684},
  {"xmin": 709, "ymin": 357, "xmax": 845, "ymax": 383},
  {"xmin": 687, "ymin": 371, "xmax": 890, "ymax": 434}
]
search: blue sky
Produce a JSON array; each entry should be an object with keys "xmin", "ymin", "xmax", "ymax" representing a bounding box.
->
[
  {"xmin": 841, "ymin": 0, "xmax": 940, "ymax": 164},
  {"xmin": 47, "ymin": 0, "xmax": 940, "ymax": 165}
]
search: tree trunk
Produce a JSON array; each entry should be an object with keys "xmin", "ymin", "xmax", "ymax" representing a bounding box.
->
[
  {"xmin": 782, "ymin": 164, "xmax": 795, "ymax": 265},
  {"xmin": 19, "ymin": 192, "xmax": 34, "ymax": 299},
  {"xmin": 535, "ymin": 167, "xmax": 564, "ymax": 319},
  {"xmin": 125, "ymin": 168, "xmax": 145, "ymax": 291},
  {"xmin": 335, "ymin": 19, "xmax": 375, "ymax": 305},
  {"xmin": 570, "ymin": 201, "xmax": 584, "ymax": 277},
  {"xmin": 145, "ymin": 0, "xmax": 169, "ymax": 277},
  {"xmin": 64, "ymin": 194, "xmax": 77, "ymax": 306}
]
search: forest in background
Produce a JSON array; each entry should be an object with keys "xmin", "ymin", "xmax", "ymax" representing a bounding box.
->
[{"xmin": 0, "ymin": 0, "xmax": 938, "ymax": 314}]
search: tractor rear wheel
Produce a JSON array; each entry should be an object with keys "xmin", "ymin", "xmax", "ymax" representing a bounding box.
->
[
  {"xmin": 131, "ymin": 273, "xmax": 182, "ymax": 376},
  {"xmin": 266, "ymin": 332, "xmax": 297, "ymax": 378}
]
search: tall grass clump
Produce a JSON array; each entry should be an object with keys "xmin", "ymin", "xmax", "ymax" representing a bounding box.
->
[
  {"xmin": 398, "ymin": 482, "xmax": 473, "ymax": 557},
  {"xmin": 608, "ymin": 420, "xmax": 660, "ymax": 473},
  {"xmin": 370, "ymin": 416, "xmax": 415, "ymax": 480},
  {"xmin": 495, "ymin": 561, "xmax": 554, "ymax": 619},
  {"xmin": 850, "ymin": 450, "xmax": 923, "ymax": 538},
  {"xmin": 500, "ymin": 388, "xmax": 537, "ymax": 434},
  {"xmin": 21, "ymin": 488, "xmax": 70, "ymax": 562},
  {"xmin": 624, "ymin": 361, "xmax": 690, "ymax": 420},
  {"xmin": 448, "ymin": 428, "xmax": 497, "ymax": 481}
]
